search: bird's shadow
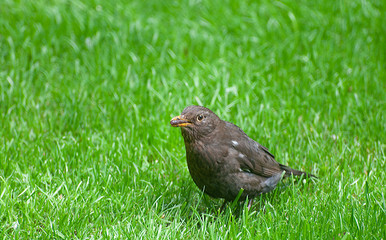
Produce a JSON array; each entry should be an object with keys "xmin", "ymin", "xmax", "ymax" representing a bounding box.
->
[{"xmin": 159, "ymin": 175, "xmax": 318, "ymax": 226}]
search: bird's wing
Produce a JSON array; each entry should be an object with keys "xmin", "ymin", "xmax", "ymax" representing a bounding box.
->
[{"xmin": 224, "ymin": 122, "xmax": 283, "ymax": 178}]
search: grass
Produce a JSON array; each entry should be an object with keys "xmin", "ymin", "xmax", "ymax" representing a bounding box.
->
[{"xmin": 0, "ymin": 0, "xmax": 385, "ymax": 238}]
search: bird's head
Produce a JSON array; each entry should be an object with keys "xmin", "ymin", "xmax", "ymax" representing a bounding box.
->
[{"xmin": 170, "ymin": 105, "xmax": 221, "ymax": 141}]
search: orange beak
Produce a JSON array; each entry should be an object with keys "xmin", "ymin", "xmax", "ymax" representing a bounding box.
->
[{"xmin": 170, "ymin": 115, "xmax": 191, "ymax": 127}]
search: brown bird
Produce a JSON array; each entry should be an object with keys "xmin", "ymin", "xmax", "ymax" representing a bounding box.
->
[{"xmin": 170, "ymin": 105, "xmax": 316, "ymax": 210}]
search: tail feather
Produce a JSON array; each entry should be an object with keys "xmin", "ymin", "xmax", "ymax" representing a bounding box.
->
[
  {"xmin": 280, "ymin": 164, "xmax": 317, "ymax": 178},
  {"xmin": 261, "ymin": 172, "xmax": 284, "ymax": 193}
]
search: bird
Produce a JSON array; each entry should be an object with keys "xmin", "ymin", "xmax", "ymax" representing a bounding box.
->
[{"xmin": 170, "ymin": 105, "xmax": 316, "ymax": 210}]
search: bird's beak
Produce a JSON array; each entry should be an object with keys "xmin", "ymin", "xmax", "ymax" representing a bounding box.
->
[{"xmin": 170, "ymin": 115, "xmax": 192, "ymax": 127}]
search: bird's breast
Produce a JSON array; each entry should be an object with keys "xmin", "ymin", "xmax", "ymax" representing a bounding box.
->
[{"xmin": 184, "ymin": 141, "xmax": 222, "ymax": 178}]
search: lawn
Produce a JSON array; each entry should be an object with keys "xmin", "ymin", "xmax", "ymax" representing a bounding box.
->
[{"xmin": 0, "ymin": 0, "xmax": 385, "ymax": 238}]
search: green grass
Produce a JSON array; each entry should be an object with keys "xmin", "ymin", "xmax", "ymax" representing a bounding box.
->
[{"xmin": 0, "ymin": 0, "xmax": 385, "ymax": 238}]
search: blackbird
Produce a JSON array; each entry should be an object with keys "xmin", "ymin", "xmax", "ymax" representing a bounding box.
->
[{"xmin": 170, "ymin": 105, "xmax": 316, "ymax": 209}]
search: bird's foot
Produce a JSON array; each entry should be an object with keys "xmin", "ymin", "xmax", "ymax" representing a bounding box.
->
[{"xmin": 247, "ymin": 198, "xmax": 254, "ymax": 210}]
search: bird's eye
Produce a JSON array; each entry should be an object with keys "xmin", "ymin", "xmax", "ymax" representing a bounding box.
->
[{"xmin": 197, "ymin": 114, "xmax": 204, "ymax": 121}]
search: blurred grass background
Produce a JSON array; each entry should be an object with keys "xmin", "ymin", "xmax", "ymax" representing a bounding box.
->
[{"xmin": 0, "ymin": 0, "xmax": 385, "ymax": 238}]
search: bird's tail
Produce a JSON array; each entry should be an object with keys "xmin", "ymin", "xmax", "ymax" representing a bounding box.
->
[
  {"xmin": 261, "ymin": 173, "xmax": 284, "ymax": 193},
  {"xmin": 280, "ymin": 164, "xmax": 317, "ymax": 178}
]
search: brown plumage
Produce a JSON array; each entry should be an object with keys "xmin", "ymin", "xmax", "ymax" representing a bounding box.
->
[{"xmin": 170, "ymin": 105, "xmax": 316, "ymax": 209}]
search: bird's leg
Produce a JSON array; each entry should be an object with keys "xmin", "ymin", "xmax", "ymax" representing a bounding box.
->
[
  {"xmin": 247, "ymin": 198, "xmax": 254, "ymax": 210},
  {"xmin": 219, "ymin": 200, "xmax": 228, "ymax": 212}
]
